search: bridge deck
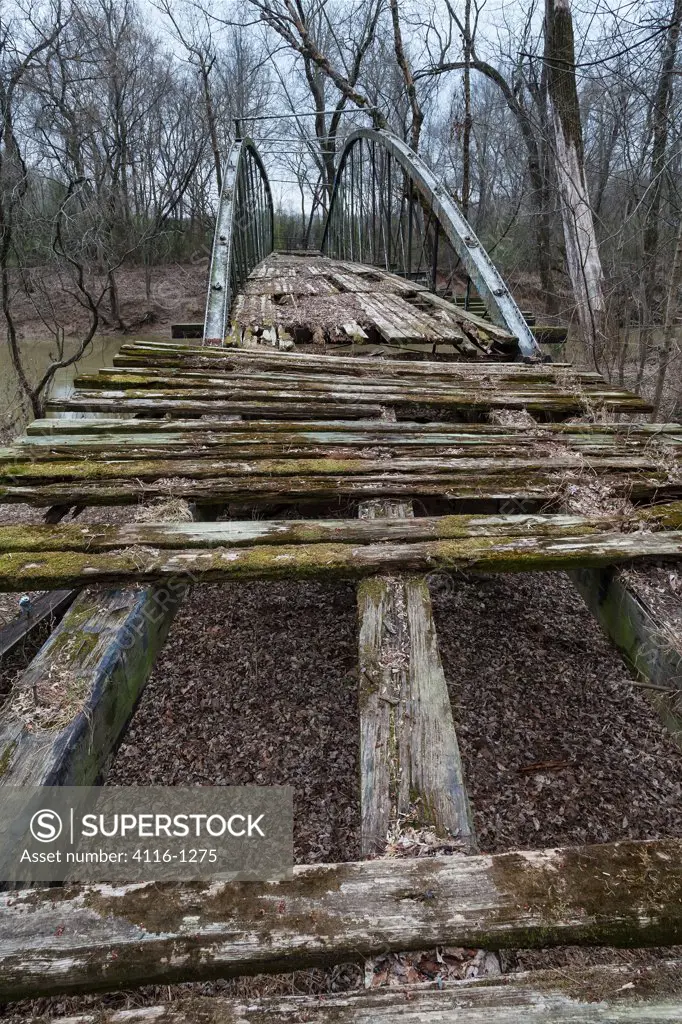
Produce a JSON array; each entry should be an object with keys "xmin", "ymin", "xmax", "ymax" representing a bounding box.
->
[{"xmin": 2, "ymin": 254, "xmax": 682, "ymax": 1017}]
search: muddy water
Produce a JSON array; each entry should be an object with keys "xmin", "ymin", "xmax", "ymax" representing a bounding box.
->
[{"xmin": 1, "ymin": 334, "xmax": 126, "ymax": 437}]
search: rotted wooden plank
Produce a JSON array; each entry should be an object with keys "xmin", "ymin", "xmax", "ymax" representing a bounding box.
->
[
  {"xmin": 0, "ymin": 453, "xmax": 665, "ymax": 485},
  {"xmin": 47, "ymin": 390, "xmax": 653, "ymax": 419},
  {"xmin": 24, "ymin": 416, "xmax": 682, "ymax": 439},
  {"xmin": 32, "ymin": 962, "xmax": 682, "ymax": 1023},
  {"xmin": 3, "ymin": 528, "xmax": 682, "ymax": 590},
  {"xmin": 357, "ymin": 493, "xmax": 474, "ymax": 856},
  {"xmin": 0, "ymin": 584, "xmax": 183, "ymax": 786},
  {"xmin": 1, "ymin": 470, "xmax": 679, "ymax": 510},
  {"xmin": 1, "ymin": 838, "xmax": 681, "ymax": 999},
  {"xmin": 47, "ymin": 396, "xmax": 384, "ymax": 420},
  {"xmin": 0, "ymin": 510, "xmax": 649, "ymax": 553},
  {"xmin": 80, "ymin": 368, "xmax": 601, "ymax": 394}
]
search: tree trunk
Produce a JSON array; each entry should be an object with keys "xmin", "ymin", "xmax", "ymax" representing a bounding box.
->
[
  {"xmin": 643, "ymin": 0, "xmax": 682, "ymax": 313},
  {"xmin": 461, "ymin": 0, "xmax": 472, "ymax": 217},
  {"xmin": 545, "ymin": 0, "xmax": 605, "ymax": 364},
  {"xmin": 651, "ymin": 216, "xmax": 682, "ymax": 420}
]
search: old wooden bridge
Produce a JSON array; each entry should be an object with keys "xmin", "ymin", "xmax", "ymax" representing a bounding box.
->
[{"xmin": 1, "ymin": 129, "xmax": 682, "ymax": 1020}]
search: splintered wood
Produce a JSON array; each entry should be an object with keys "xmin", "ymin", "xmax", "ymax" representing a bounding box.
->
[{"xmin": 231, "ymin": 253, "xmax": 508, "ymax": 355}]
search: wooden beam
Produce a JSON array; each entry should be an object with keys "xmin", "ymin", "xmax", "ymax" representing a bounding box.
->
[
  {"xmin": 34, "ymin": 962, "xmax": 682, "ymax": 1022},
  {"xmin": 47, "ymin": 395, "xmax": 385, "ymax": 420},
  {"xmin": 0, "ymin": 453, "xmax": 664, "ymax": 484},
  {"xmin": 0, "ymin": 509, "xmax": 659, "ymax": 554},
  {"xmin": 0, "ymin": 588, "xmax": 76, "ymax": 658},
  {"xmin": 24, "ymin": 417, "xmax": 682, "ymax": 438},
  {"xmin": 357, "ymin": 497, "xmax": 475, "ymax": 855},
  {"xmin": 2, "ymin": 527, "xmax": 682, "ymax": 591},
  {"xmin": 50, "ymin": 385, "xmax": 652, "ymax": 418},
  {"xmin": 0, "ymin": 584, "xmax": 183, "ymax": 785},
  {"xmin": 1, "ymin": 838, "xmax": 681, "ymax": 999}
]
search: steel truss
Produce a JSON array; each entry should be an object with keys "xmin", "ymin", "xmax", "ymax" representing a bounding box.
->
[
  {"xmin": 203, "ymin": 138, "xmax": 274, "ymax": 346},
  {"xmin": 321, "ymin": 128, "xmax": 539, "ymax": 358}
]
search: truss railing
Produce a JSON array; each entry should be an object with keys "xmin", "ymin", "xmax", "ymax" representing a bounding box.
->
[
  {"xmin": 203, "ymin": 138, "xmax": 274, "ymax": 346},
  {"xmin": 321, "ymin": 128, "xmax": 539, "ymax": 358}
]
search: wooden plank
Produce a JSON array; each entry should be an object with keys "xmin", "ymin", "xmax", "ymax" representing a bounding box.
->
[
  {"xmin": 0, "ymin": 453, "xmax": 665, "ymax": 485},
  {"xmin": 0, "ymin": 588, "xmax": 76, "ymax": 658},
  {"xmin": 358, "ymin": 565, "xmax": 475, "ymax": 853},
  {"xmin": 3, "ymin": 468, "xmax": 680, "ymax": 510},
  {"xmin": 0, "ymin": 505, "xmax": 680, "ymax": 554},
  {"xmin": 357, "ymin": 480, "xmax": 475, "ymax": 857},
  {"xmin": 9, "ymin": 428, "xmax": 680, "ymax": 463},
  {"xmin": 3, "ymin": 527, "xmax": 682, "ymax": 590},
  {"xmin": 36, "ymin": 962, "xmax": 682, "ymax": 1022},
  {"xmin": 49, "ymin": 389, "xmax": 652, "ymax": 418},
  {"xmin": 25, "ymin": 417, "xmax": 682, "ymax": 439},
  {"xmin": 46, "ymin": 396, "xmax": 385, "ymax": 420},
  {"xmin": 114, "ymin": 343, "xmax": 587, "ymax": 377},
  {"xmin": 81, "ymin": 367, "xmax": 604, "ymax": 393},
  {"xmin": 0, "ymin": 584, "xmax": 183, "ymax": 785},
  {"xmin": 1, "ymin": 838, "xmax": 681, "ymax": 999},
  {"xmin": 419, "ymin": 291, "xmax": 516, "ymax": 342}
]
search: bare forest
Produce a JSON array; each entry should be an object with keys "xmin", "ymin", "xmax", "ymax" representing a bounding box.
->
[{"xmin": 0, "ymin": 0, "xmax": 680, "ymax": 422}]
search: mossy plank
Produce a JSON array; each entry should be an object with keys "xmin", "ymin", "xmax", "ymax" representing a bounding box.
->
[
  {"xmin": 50, "ymin": 384, "xmax": 651, "ymax": 418},
  {"xmin": 1, "ymin": 839, "xmax": 682, "ymax": 999},
  {"xmin": 88, "ymin": 366, "xmax": 607, "ymax": 392},
  {"xmin": 0, "ymin": 509, "xmax": 649, "ymax": 554},
  {"xmin": 30, "ymin": 961, "xmax": 682, "ymax": 1022},
  {"xmin": 358, "ymin": 571, "xmax": 475, "ymax": 855},
  {"xmin": 47, "ymin": 395, "xmax": 384, "ymax": 420},
  {"xmin": 25, "ymin": 416, "xmax": 682, "ymax": 438},
  {"xmin": 0, "ymin": 453, "xmax": 664, "ymax": 487},
  {"xmin": 2, "ymin": 529, "xmax": 682, "ymax": 591},
  {"xmin": 0, "ymin": 584, "xmax": 183, "ymax": 786}
]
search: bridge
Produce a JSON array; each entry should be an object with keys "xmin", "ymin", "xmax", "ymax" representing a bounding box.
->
[{"xmin": 1, "ymin": 130, "xmax": 682, "ymax": 1018}]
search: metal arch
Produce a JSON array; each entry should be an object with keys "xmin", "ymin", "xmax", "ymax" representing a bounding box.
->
[
  {"xmin": 321, "ymin": 128, "xmax": 539, "ymax": 358},
  {"xmin": 203, "ymin": 138, "xmax": 274, "ymax": 346}
]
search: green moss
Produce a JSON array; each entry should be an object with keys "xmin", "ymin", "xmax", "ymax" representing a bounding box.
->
[
  {"xmin": 489, "ymin": 839, "xmax": 682, "ymax": 948},
  {"xmin": 0, "ymin": 739, "xmax": 17, "ymax": 777}
]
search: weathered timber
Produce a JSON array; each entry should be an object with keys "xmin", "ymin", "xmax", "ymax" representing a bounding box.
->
[
  {"xmin": 6, "ymin": 432, "xmax": 682, "ymax": 467},
  {"xmin": 80, "ymin": 367, "xmax": 610, "ymax": 394},
  {"xmin": 358, "ymin": 566, "xmax": 475, "ymax": 854},
  {"xmin": 26, "ymin": 416, "xmax": 682, "ymax": 438},
  {"xmin": 0, "ymin": 454, "xmax": 665, "ymax": 486},
  {"xmin": 1, "ymin": 838, "xmax": 681, "ymax": 999},
  {"xmin": 0, "ymin": 509, "xmax": 662, "ymax": 554},
  {"xmin": 0, "ymin": 585, "xmax": 183, "ymax": 786},
  {"xmin": 54, "ymin": 382, "xmax": 652, "ymax": 416},
  {"xmin": 3, "ymin": 529, "xmax": 682, "ymax": 590},
  {"xmin": 418, "ymin": 290, "xmax": 517, "ymax": 342},
  {"xmin": 357, "ymin": 490, "xmax": 475, "ymax": 856},
  {"xmin": 571, "ymin": 566, "xmax": 682, "ymax": 747},
  {"xmin": 32, "ymin": 962, "xmax": 682, "ymax": 1022},
  {"xmin": 0, "ymin": 588, "xmax": 76, "ymax": 658},
  {"xmin": 47, "ymin": 395, "xmax": 384, "ymax": 420},
  {"xmin": 2, "ymin": 469, "xmax": 677, "ymax": 509},
  {"xmin": 113, "ymin": 341, "xmax": 580, "ymax": 375}
]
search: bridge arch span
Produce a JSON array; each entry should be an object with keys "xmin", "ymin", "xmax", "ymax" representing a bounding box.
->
[
  {"xmin": 321, "ymin": 128, "xmax": 538, "ymax": 358},
  {"xmin": 203, "ymin": 138, "xmax": 274, "ymax": 346}
]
